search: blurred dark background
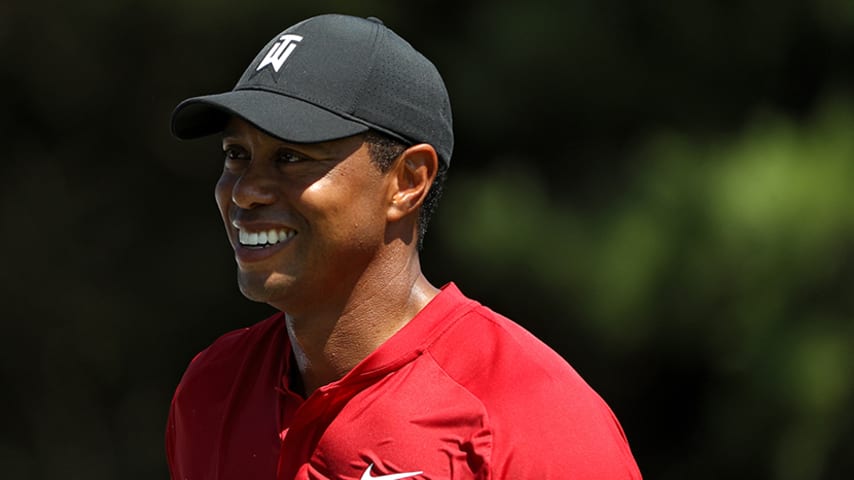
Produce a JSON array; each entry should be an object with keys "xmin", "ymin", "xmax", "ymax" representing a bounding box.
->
[{"xmin": 2, "ymin": 0, "xmax": 853, "ymax": 478}]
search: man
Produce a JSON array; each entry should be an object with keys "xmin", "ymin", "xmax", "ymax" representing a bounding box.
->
[{"xmin": 167, "ymin": 13, "xmax": 641, "ymax": 480}]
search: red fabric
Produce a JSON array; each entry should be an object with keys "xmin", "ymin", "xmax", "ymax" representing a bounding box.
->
[{"xmin": 166, "ymin": 283, "xmax": 642, "ymax": 479}]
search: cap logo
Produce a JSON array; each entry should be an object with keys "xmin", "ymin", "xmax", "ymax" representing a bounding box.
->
[{"xmin": 256, "ymin": 34, "xmax": 303, "ymax": 73}]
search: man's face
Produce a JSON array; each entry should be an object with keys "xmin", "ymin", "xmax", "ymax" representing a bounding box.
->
[{"xmin": 216, "ymin": 117, "xmax": 393, "ymax": 313}]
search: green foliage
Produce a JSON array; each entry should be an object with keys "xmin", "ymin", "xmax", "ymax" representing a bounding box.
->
[{"xmin": 439, "ymin": 97, "xmax": 854, "ymax": 479}]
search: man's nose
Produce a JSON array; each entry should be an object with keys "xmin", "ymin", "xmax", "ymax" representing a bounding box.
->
[{"xmin": 231, "ymin": 163, "xmax": 278, "ymax": 209}]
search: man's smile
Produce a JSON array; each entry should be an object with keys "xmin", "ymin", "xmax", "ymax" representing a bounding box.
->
[
  {"xmin": 230, "ymin": 219, "xmax": 300, "ymax": 266},
  {"xmin": 237, "ymin": 227, "xmax": 297, "ymax": 247}
]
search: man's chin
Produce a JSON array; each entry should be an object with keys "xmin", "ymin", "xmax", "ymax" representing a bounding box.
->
[{"xmin": 237, "ymin": 272, "xmax": 292, "ymax": 305}]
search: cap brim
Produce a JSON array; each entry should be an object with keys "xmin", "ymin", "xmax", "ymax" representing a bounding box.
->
[{"xmin": 170, "ymin": 89, "xmax": 370, "ymax": 143}]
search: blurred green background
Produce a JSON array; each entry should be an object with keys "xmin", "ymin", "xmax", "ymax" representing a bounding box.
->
[{"xmin": 2, "ymin": 0, "xmax": 853, "ymax": 478}]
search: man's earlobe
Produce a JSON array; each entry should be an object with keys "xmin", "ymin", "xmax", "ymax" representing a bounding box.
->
[{"xmin": 387, "ymin": 144, "xmax": 438, "ymax": 223}]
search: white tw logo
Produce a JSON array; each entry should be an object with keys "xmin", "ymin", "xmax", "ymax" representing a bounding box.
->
[{"xmin": 256, "ymin": 34, "xmax": 303, "ymax": 72}]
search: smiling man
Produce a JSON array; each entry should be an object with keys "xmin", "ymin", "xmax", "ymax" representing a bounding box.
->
[{"xmin": 167, "ymin": 13, "xmax": 641, "ymax": 480}]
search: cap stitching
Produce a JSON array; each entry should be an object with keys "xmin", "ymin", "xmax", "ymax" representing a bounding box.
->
[{"xmin": 348, "ymin": 20, "xmax": 382, "ymax": 119}]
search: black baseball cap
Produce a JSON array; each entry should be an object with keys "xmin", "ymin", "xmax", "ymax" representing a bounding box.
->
[{"xmin": 171, "ymin": 14, "xmax": 454, "ymax": 165}]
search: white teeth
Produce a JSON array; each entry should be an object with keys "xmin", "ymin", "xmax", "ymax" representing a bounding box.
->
[{"xmin": 238, "ymin": 228, "xmax": 295, "ymax": 246}]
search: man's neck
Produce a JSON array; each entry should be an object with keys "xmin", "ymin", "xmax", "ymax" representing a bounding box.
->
[{"xmin": 283, "ymin": 256, "xmax": 439, "ymax": 397}]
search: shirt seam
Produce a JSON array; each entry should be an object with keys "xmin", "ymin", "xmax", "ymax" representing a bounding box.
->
[{"xmin": 424, "ymin": 349, "xmax": 494, "ymax": 477}]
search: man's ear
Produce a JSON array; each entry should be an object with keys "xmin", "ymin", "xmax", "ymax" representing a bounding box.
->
[{"xmin": 387, "ymin": 144, "xmax": 439, "ymax": 223}]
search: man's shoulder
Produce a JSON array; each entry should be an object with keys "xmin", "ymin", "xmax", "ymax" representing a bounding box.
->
[
  {"xmin": 435, "ymin": 302, "xmax": 575, "ymax": 376},
  {"xmin": 178, "ymin": 312, "xmax": 285, "ymax": 388},
  {"xmin": 424, "ymin": 299, "xmax": 641, "ymax": 478},
  {"xmin": 427, "ymin": 299, "xmax": 609, "ymax": 419},
  {"xmin": 167, "ymin": 312, "xmax": 288, "ymax": 479}
]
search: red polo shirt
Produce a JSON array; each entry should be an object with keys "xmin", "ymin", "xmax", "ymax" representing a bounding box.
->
[{"xmin": 166, "ymin": 283, "xmax": 641, "ymax": 479}]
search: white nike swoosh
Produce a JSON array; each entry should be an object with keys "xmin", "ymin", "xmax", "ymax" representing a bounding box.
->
[{"xmin": 360, "ymin": 463, "xmax": 423, "ymax": 480}]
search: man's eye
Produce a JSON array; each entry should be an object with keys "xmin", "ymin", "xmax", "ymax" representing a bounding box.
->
[
  {"xmin": 224, "ymin": 148, "xmax": 245, "ymax": 160},
  {"xmin": 278, "ymin": 151, "xmax": 306, "ymax": 164},
  {"xmin": 223, "ymin": 147, "xmax": 248, "ymax": 170}
]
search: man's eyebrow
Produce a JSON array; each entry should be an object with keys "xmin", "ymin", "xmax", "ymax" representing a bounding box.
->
[
  {"xmin": 276, "ymin": 136, "xmax": 351, "ymax": 158},
  {"xmin": 220, "ymin": 126, "xmax": 354, "ymax": 157}
]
